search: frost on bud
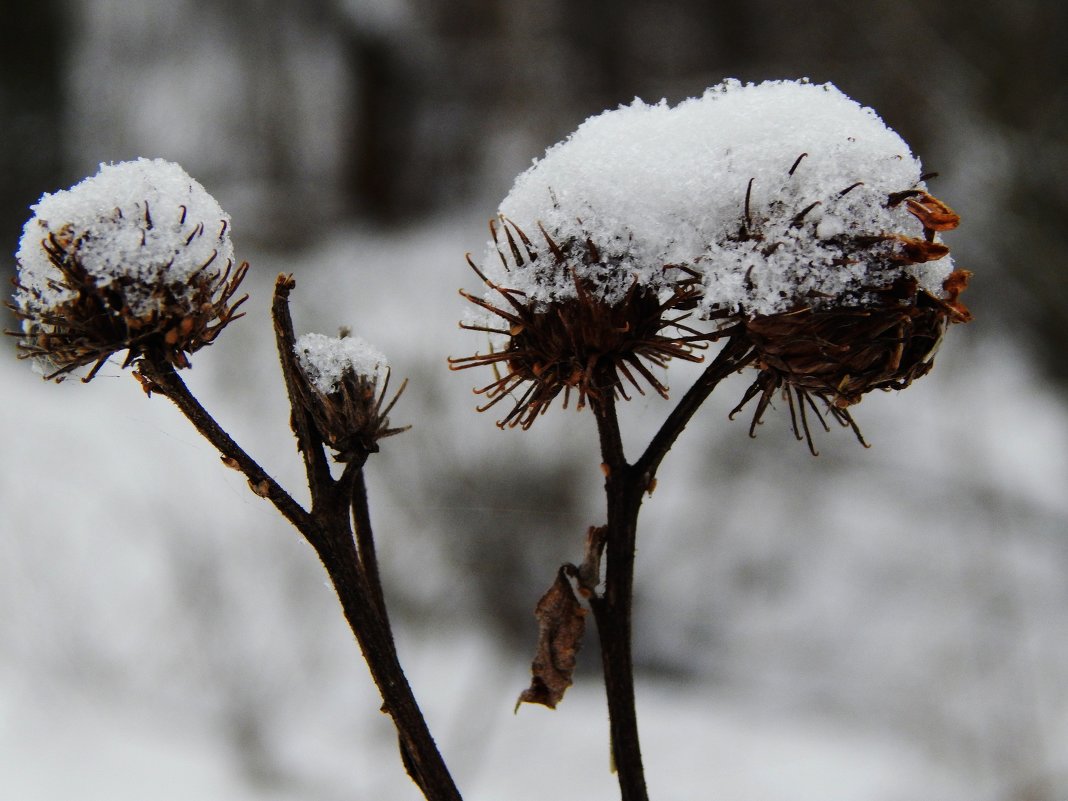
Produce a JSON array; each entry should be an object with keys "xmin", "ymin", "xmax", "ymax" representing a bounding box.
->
[
  {"xmin": 454, "ymin": 79, "xmax": 971, "ymax": 447},
  {"xmin": 9, "ymin": 158, "xmax": 248, "ymax": 381},
  {"xmin": 293, "ymin": 332, "xmax": 409, "ymax": 460}
]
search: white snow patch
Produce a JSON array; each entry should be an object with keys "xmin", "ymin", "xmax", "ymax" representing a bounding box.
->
[
  {"xmin": 483, "ymin": 79, "xmax": 953, "ymax": 316},
  {"xmin": 294, "ymin": 332, "xmax": 388, "ymax": 394}
]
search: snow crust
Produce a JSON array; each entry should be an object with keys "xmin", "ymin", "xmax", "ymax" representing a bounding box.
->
[
  {"xmin": 484, "ymin": 79, "xmax": 954, "ymax": 316},
  {"xmin": 294, "ymin": 332, "xmax": 387, "ymax": 394},
  {"xmin": 14, "ymin": 158, "xmax": 234, "ymax": 318}
]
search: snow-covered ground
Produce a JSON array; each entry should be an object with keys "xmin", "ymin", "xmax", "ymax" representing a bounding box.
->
[{"xmin": 3, "ymin": 216, "xmax": 1066, "ymax": 799}]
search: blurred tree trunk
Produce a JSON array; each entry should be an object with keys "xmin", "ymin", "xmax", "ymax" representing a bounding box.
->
[
  {"xmin": 342, "ymin": 30, "xmax": 418, "ymax": 223},
  {"xmin": 1, "ymin": 1, "xmax": 66, "ymax": 273}
]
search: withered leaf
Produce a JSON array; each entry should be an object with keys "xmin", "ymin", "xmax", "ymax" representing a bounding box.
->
[{"xmin": 516, "ymin": 567, "xmax": 586, "ymax": 710}]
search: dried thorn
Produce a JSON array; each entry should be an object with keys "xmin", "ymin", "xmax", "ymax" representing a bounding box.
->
[
  {"xmin": 585, "ymin": 237, "xmax": 600, "ymax": 264},
  {"xmin": 457, "ymin": 289, "xmax": 523, "ymax": 325},
  {"xmin": 178, "ymin": 205, "xmax": 188, "ymax": 225},
  {"xmin": 729, "ymin": 377, "xmax": 765, "ymax": 420},
  {"xmin": 185, "ymin": 221, "xmax": 205, "ymax": 245},
  {"xmin": 743, "ymin": 177, "xmax": 755, "ymax": 232},
  {"xmin": 627, "ymin": 356, "xmax": 669, "ymax": 399},
  {"xmin": 489, "ymin": 219, "xmax": 510, "ymax": 270},
  {"xmin": 464, "ymin": 253, "xmax": 493, "ymax": 285},
  {"xmin": 801, "ymin": 390, "xmax": 831, "ymax": 433},
  {"xmin": 796, "ymin": 389, "xmax": 819, "ymax": 455},
  {"xmin": 791, "ymin": 201, "xmax": 822, "ymax": 227},
  {"xmin": 218, "ymin": 219, "xmax": 228, "ymax": 240},
  {"xmin": 458, "ymin": 322, "xmax": 511, "ymax": 335},
  {"xmin": 838, "ymin": 182, "xmax": 864, "ymax": 197},
  {"xmin": 785, "ymin": 385, "xmax": 803, "ymax": 442},
  {"xmin": 919, "ymin": 171, "xmax": 939, "ymax": 182},
  {"xmin": 144, "ymin": 200, "xmax": 153, "ymax": 229},
  {"xmin": 615, "ymin": 359, "xmax": 647, "ymax": 397},
  {"xmin": 788, "ymin": 152, "xmax": 808, "ymax": 176},
  {"xmin": 837, "ymin": 407, "xmax": 870, "ymax": 448},
  {"xmin": 538, "ymin": 222, "xmax": 567, "ymax": 263},
  {"xmin": 502, "ymin": 220, "xmax": 526, "ymax": 266},
  {"xmin": 510, "ymin": 219, "xmax": 537, "ymax": 260},
  {"xmin": 748, "ymin": 382, "xmax": 776, "ymax": 438},
  {"xmin": 887, "ymin": 189, "xmax": 924, "ymax": 207}
]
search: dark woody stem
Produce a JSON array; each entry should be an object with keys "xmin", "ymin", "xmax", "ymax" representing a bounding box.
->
[
  {"xmin": 269, "ymin": 275, "xmax": 459, "ymax": 800},
  {"xmin": 351, "ymin": 466, "xmax": 393, "ymax": 630},
  {"xmin": 136, "ymin": 275, "xmax": 461, "ymax": 800},
  {"xmin": 138, "ymin": 355, "xmax": 460, "ymax": 800},
  {"xmin": 589, "ymin": 387, "xmax": 649, "ymax": 801},
  {"xmin": 587, "ymin": 335, "xmax": 752, "ymax": 801}
]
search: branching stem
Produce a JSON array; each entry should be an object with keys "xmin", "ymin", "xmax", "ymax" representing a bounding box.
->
[{"xmin": 135, "ymin": 275, "xmax": 462, "ymax": 801}]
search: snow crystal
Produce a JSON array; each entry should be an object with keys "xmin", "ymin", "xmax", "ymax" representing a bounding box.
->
[
  {"xmin": 294, "ymin": 332, "xmax": 388, "ymax": 394},
  {"xmin": 482, "ymin": 79, "xmax": 955, "ymax": 316},
  {"xmin": 14, "ymin": 158, "xmax": 234, "ymax": 318}
]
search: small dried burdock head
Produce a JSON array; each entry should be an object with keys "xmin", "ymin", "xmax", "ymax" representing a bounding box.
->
[
  {"xmin": 293, "ymin": 332, "xmax": 409, "ymax": 460},
  {"xmin": 449, "ymin": 217, "xmax": 711, "ymax": 429},
  {"xmin": 8, "ymin": 158, "xmax": 247, "ymax": 381}
]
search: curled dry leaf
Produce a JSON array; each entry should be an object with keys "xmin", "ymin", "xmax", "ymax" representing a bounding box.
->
[{"xmin": 516, "ymin": 567, "xmax": 587, "ymax": 710}]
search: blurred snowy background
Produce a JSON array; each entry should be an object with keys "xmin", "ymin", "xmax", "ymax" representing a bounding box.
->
[{"xmin": 2, "ymin": 1, "xmax": 1067, "ymax": 799}]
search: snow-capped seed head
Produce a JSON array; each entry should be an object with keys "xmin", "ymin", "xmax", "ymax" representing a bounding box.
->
[
  {"xmin": 293, "ymin": 332, "xmax": 409, "ymax": 459},
  {"xmin": 458, "ymin": 78, "xmax": 971, "ymax": 446},
  {"xmin": 450, "ymin": 218, "xmax": 713, "ymax": 429},
  {"xmin": 9, "ymin": 158, "xmax": 247, "ymax": 381}
]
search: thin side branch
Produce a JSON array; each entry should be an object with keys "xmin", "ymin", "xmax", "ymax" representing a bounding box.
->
[
  {"xmin": 272, "ymin": 274, "xmax": 334, "ymax": 498},
  {"xmin": 135, "ymin": 355, "xmax": 320, "ymax": 542},
  {"xmin": 634, "ymin": 332, "xmax": 753, "ymax": 482}
]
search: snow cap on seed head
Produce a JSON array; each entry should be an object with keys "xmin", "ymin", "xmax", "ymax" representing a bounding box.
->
[
  {"xmin": 485, "ymin": 78, "xmax": 954, "ymax": 316},
  {"xmin": 293, "ymin": 332, "xmax": 408, "ymax": 459},
  {"xmin": 11, "ymin": 158, "xmax": 247, "ymax": 381}
]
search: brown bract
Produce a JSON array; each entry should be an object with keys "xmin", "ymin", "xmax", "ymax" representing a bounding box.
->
[
  {"xmin": 8, "ymin": 231, "xmax": 248, "ymax": 381},
  {"xmin": 730, "ymin": 190, "xmax": 971, "ymax": 454},
  {"xmin": 449, "ymin": 218, "xmax": 714, "ymax": 429}
]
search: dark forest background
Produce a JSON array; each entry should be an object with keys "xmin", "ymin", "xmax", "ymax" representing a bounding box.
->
[{"xmin": 3, "ymin": 1, "xmax": 1066, "ymax": 384}]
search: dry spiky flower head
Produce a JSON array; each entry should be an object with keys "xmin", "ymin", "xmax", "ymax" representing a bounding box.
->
[
  {"xmin": 449, "ymin": 218, "xmax": 711, "ymax": 428},
  {"xmin": 726, "ymin": 180, "xmax": 971, "ymax": 453},
  {"xmin": 9, "ymin": 158, "xmax": 247, "ymax": 381},
  {"xmin": 293, "ymin": 332, "xmax": 410, "ymax": 460},
  {"xmin": 454, "ymin": 79, "xmax": 971, "ymax": 449}
]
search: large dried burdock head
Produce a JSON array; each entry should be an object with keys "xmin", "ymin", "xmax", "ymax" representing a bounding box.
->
[
  {"xmin": 726, "ymin": 184, "xmax": 971, "ymax": 453},
  {"xmin": 455, "ymin": 78, "xmax": 971, "ymax": 447},
  {"xmin": 9, "ymin": 158, "xmax": 247, "ymax": 381},
  {"xmin": 449, "ymin": 217, "xmax": 709, "ymax": 429},
  {"xmin": 293, "ymin": 332, "xmax": 410, "ymax": 460}
]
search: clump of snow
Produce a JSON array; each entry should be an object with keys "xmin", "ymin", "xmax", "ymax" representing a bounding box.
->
[
  {"xmin": 482, "ymin": 79, "xmax": 954, "ymax": 316},
  {"xmin": 14, "ymin": 158, "xmax": 234, "ymax": 318},
  {"xmin": 294, "ymin": 332, "xmax": 387, "ymax": 394}
]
